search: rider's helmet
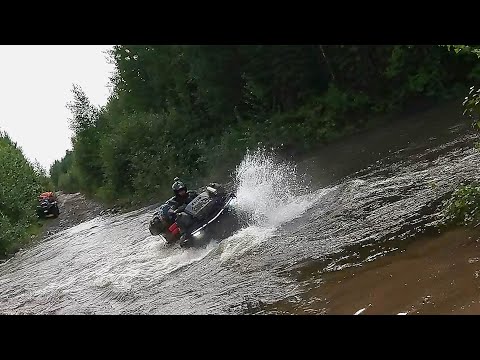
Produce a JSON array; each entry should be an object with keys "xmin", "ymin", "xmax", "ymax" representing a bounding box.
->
[{"xmin": 172, "ymin": 177, "xmax": 187, "ymax": 196}]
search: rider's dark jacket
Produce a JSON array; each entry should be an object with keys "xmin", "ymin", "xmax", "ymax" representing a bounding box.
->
[{"xmin": 166, "ymin": 190, "xmax": 198, "ymax": 212}]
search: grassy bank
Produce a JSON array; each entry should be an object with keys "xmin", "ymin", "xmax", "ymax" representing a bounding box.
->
[{"xmin": 1, "ymin": 220, "xmax": 44, "ymax": 260}]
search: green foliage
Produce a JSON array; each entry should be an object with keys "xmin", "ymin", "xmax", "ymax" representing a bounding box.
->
[
  {"xmin": 50, "ymin": 150, "xmax": 74, "ymax": 189},
  {"xmin": 0, "ymin": 132, "xmax": 44, "ymax": 257},
  {"xmin": 438, "ymin": 48, "xmax": 480, "ymax": 228},
  {"xmin": 31, "ymin": 160, "xmax": 54, "ymax": 191},
  {"xmin": 462, "ymin": 85, "xmax": 480, "ymax": 130},
  {"xmin": 57, "ymin": 168, "xmax": 81, "ymax": 194},
  {"xmin": 441, "ymin": 184, "xmax": 480, "ymax": 226},
  {"xmin": 49, "ymin": 45, "xmax": 480, "ymax": 207},
  {"xmin": 445, "ymin": 45, "xmax": 480, "ymax": 58},
  {"xmin": 67, "ymin": 85, "xmax": 104, "ymax": 194}
]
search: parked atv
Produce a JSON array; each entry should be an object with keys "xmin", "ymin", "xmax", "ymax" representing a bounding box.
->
[{"xmin": 36, "ymin": 192, "xmax": 60, "ymax": 218}]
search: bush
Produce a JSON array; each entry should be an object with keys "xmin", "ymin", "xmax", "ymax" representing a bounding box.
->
[
  {"xmin": 0, "ymin": 132, "xmax": 43, "ymax": 256},
  {"xmin": 441, "ymin": 183, "xmax": 480, "ymax": 226}
]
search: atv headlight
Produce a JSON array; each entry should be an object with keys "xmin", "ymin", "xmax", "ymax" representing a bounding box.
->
[{"xmin": 192, "ymin": 230, "xmax": 204, "ymax": 238}]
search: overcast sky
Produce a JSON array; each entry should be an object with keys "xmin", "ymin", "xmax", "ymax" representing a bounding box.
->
[{"xmin": 0, "ymin": 45, "xmax": 115, "ymax": 172}]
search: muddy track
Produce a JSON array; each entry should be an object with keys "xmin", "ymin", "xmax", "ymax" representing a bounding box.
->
[{"xmin": 38, "ymin": 191, "xmax": 107, "ymax": 239}]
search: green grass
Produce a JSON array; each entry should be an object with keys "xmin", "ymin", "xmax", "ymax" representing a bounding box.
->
[{"xmin": 1, "ymin": 220, "xmax": 46, "ymax": 260}]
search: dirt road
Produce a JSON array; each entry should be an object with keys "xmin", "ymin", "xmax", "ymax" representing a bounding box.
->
[{"xmin": 38, "ymin": 191, "xmax": 107, "ymax": 239}]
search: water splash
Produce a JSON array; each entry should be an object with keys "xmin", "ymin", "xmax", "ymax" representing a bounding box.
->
[
  {"xmin": 232, "ymin": 148, "xmax": 315, "ymax": 227},
  {"xmin": 219, "ymin": 226, "xmax": 273, "ymax": 262}
]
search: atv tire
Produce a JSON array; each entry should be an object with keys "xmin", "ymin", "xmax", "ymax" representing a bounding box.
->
[{"xmin": 52, "ymin": 205, "xmax": 60, "ymax": 218}]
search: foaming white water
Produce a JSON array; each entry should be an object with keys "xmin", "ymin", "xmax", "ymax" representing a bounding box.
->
[
  {"xmin": 92, "ymin": 234, "xmax": 218, "ymax": 292},
  {"xmin": 233, "ymin": 149, "xmax": 321, "ymax": 228},
  {"xmin": 153, "ymin": 242, "xmax": 218, "ymax": 275},
  {"xmin": 219, "ymin": 226, "xmax": 274, "ymax": 262},
  {"xmin": 216, "ymin": 149, "xmax": 332, "ymax": 259}
]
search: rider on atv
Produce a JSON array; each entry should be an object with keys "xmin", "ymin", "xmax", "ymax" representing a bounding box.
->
[
  {"xmin": 148, "ymin": 177, "xmax": 234, "ymax": 246},
  {"xmin": 166, "ymin": 177, "xmax": 198, "ymax": 213},
  {"xmin": 149, "ymin": 178, "xmax": 198, "ymax": 240}
]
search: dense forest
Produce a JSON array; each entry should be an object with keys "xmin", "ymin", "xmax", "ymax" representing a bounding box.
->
[
  {"xmin": 44, "ymin": 45, "xmax": 479, "ymax": 210},
  {"xmin": 0, "ymin": 132, "xmax": 51, "ymax": 256}
]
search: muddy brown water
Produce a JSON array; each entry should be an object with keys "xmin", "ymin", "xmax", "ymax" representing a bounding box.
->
[
  {"xmin": 261, "ymin": 226, "xmax": 480, "ymax": 315},
  {"xmin": 0, "ymin": 101, "xmax": 479, "ymax": 314}
]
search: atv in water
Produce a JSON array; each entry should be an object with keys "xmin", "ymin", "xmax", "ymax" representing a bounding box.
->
[
  {"xmin": 36, "ymin": 192, "xmax": 60, "ymax": 219},
  {"xmin": 149, "ymin": 183, "xmax": 236, "ymax": 248}
]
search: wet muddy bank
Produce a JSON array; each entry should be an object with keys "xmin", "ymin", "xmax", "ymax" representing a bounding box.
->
[{"xmin": 261, "ymin": 225, "xmax": 480, "ymax": 315}]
